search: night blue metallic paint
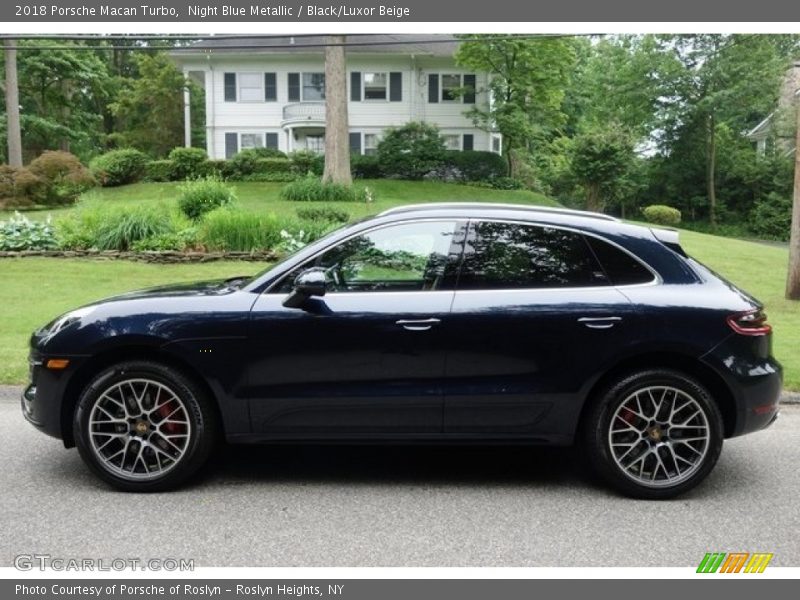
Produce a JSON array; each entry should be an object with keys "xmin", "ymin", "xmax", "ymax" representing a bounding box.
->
[{"xmin": 22, "ymin": 205, "xmax": 782, "ymax": 450}]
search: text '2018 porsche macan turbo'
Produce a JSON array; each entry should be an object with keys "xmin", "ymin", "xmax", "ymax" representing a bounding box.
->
[{"xmin": 22, "ymin": 203, "xmax": 781, "ymax": 498}]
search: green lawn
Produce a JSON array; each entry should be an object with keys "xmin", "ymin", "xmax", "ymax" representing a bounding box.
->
[
  {"xmin": 1, "ymin": 179, "xmax": 558, "ymax": 222},
  {"xmin": 0, "ymin": 180, "xmax": 797, "ymax": 390}
]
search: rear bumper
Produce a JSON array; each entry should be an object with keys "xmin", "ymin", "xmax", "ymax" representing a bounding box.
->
[{"xmin": 701, "ymin": 338, "xmax": 782, "ymax": 438}]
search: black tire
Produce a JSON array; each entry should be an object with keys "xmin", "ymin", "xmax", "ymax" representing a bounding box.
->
[
  {"xmin": 74, "ymin": 360, "xmax": 218, "ymax": 492},
  {"xmin": 583, "ymin": 368, "xmax": 724, "ymax": 500}
]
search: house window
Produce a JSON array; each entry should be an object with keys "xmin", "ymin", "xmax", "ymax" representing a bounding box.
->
[
  {"xmin": 364, "ymin": 134, "xmax": 380, "ymax": 155},
  {"xmin": 238, "ymin": 73, "xmax": 263, "ymax": 103},
  {"xmin": 306, "ymin": 135, "xmax": 325, "ymax": 154},
  {"xmin": 302, "ymin": 73, "xmax": 325, "ymax": 101},
  {"xmin": 442, "ymin": 134, "xmax": 461, "ymax": 151},
  {"xmin": 241, "ymin": 133, "xmax": 264, "ymax": 149},
  {"xmin": 363, "ymin": 73, "xmax": 388, "ymax": 100},
  {"xmin": 441, "ymin": 74, "xmax": 461, "ymax": 102},
  {"xmin": 224, "ymin": 73, "xmax": 237, "ymax": 102},
  {"xmin": 491, "ymin": 134, "xmax": 502, "ymax": 154},
  {"xmin": 264, "ymin": 73, "xmax": 277, "ymax": 102}
]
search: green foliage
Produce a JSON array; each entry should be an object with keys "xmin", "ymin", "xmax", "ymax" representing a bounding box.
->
[
  {"xmin": 226, "ymin": 150, "xmax": 292, "ymax": 180},
  {"xmin": 488, "ymin": 176, "xmax": 525, "ymax": 190},
  {"xmin": 90, "ymin": 149, "xmax": 149, "ymax": 187},
  {"xmin": 177, "ymin": 177, "xmax": 237, "ymax": 220},
  {"xmin": 0, "ymin": 212, "xmax": 57, "ymax": 250},
  {"xmin": 27, "ymin": 151, "xmax": 95, "ymax": 205},
  {"xmin": 242, "ymin": 147, "xmax": 287, "ymax": 159},
  {"xmin": 350, "ymin": 154, "xmax": 383, "ymax": 179},
  {"xmin": 145, "ymin": 160, "xmax": 176, "ymax": 182},
  {"xmin": 295, "ymin": 206, "xmax": 350, "ymax": 223},
  {"xmin": 569, "ymin": 125, "xmax": 634, "ymax": 210},
  {"xmin": 168, "ymin": 147, "xmax": 210, "ymax": 180},
  {"xmin": 749, "ymin": 193, "xmax": 792, "ymax": 241},
  {"xmin": 130, "ymin": 228, "xmax": 198, "ymax": 252},
  {"xmin": 280, "ymin": 175, "xmax": 374, "ymax": 203},
  {"xmin": 642, "ymin": 204, "xmax": 682, "ymax": 226},
  {"xmin": 288, "ymin": 150, "xmax": 325, "ymax": 176},
  {"xmin": 240, "ymin": 171, "xmax": 298, "ymax": 183},
  {"xmin": 443, "ymin": 151, "xmax": 507, "ymax": 182},
  {"xmin": 198, "ymin": 209, "xmax": 286, "ymax": 251},
  {"xmin": 377, "ymin": 122, "xmax": 447, "ymax": 180}
]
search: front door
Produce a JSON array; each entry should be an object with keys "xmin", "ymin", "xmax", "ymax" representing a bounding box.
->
[{"xmin": 246, "ymin": 219, "xmax": 464, "ymax": 437}]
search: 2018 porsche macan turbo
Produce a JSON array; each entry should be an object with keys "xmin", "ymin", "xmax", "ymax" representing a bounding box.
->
[{"xmin": 22, "ymin": 203, "xmax": 781, "ymax": 498}]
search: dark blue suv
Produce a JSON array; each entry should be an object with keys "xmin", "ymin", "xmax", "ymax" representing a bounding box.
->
[{"xmin": 23, "ymin": 203, "xmax": 782, "ymax": 498}]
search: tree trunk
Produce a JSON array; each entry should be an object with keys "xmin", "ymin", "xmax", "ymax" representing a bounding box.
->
[
  {"xmin": 322, "ymin": 35, "xmax": 352, "ymax": 185},
  {"xmin": 4, "ymin": 40, "xmax": 22, "ymax": 167},
  {"xmin": 786, "ymin": 98, "xmax": 800, "ymax": 300},
  {"xmin": 706, "ymin": 113, "xmax": 717, "ymax": 228},
  {"xmin": 586, "ymin": 182, "xmax": 602, "ymax": 212}
]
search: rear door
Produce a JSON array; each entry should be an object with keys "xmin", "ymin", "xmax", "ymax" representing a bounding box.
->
[{"xmin": 443, "ymin": 220, "xmax": 651, "ymax": 438}]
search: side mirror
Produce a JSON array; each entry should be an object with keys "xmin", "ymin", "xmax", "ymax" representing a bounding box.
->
[{"xmin": 282, "ymin": 268, "xmax": 327, "ymax": 308}]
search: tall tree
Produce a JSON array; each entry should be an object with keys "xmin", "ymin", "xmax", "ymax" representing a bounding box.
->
[
  {"xmin": 456, "ymin": 34, "xmax": 576, "ymax": 175},
  {"xmin": 322, "ymin": 35, "xmax": 351, "ymax": 185},
  {"xmin": 787, "ymin": 94, "xmax": 800, "ymax": 300},
  {"xmin": 3, "ymin": 39, "xmax": 22, "ymax": 166}
]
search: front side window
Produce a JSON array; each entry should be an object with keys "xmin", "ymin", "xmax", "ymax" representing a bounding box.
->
[
  {"xmin": 238, "ymin": 73, "xmax": 263, "ymax": 103},
  {"xmin": 277, "ymin": 221, "xmax": 461, "ymax": 293},
  {"xmin": 363, "ymin": 72, "xmax": 388, "ymax": 100},
  {"xmin": 458, "ymin": 221, "xmax": 609, "ymax": 290},
  {"xmin": 303, "ymin": 73, "xmax": 325, "ymax": 101}
]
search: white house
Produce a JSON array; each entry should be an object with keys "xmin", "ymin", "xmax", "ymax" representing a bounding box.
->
[
  {"xmin": 171, "ymin": 34, "xmax": 501, "ymax": 159},
  {"xmin": 745, "ymin": 60, "xmax": 799, "ymax": 157}
]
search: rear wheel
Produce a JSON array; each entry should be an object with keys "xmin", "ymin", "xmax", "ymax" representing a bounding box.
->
[
  {"xmin": 583, "ymin": 369, "xmax": 723, "ymax": 499},
  {"xmin": 74, "ymin": 360, "xmax": 217, "ymax": 492}
]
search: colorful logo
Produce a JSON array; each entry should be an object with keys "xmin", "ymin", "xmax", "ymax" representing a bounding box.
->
[{"xmin": 697, "ymin": 552, "xmax": 773, "ymax": 573}]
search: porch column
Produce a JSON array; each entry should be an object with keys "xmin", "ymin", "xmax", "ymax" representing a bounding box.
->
[{"xmin": 183, "ymin": 70, "xmax": 192, "ymax": 147}]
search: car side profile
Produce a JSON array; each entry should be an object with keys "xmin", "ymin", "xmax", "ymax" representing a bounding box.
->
[{"xmin": 22, "ymin": 203, "xmax": 781, "ymax": 498}]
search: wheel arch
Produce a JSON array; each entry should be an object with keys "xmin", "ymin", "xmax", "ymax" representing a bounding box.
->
[
  {"xmin": 60, "ymin": 344, "xmax": 222, "ymax": 448},
  {"xmin": 577, "ymin": 351, "xmax": 738, "ymax": 439}
]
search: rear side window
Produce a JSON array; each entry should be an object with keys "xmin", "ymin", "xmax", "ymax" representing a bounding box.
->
[
  {"xmin": 585, "ymin": 236, "xmax": 655, "ymax": 286},
  {"xmin": 457, "ymin": 221, "xmax": 609, "ymax": 290}
]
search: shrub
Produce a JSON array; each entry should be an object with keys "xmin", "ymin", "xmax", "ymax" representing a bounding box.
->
[
  {"xmin": 145, "ymin": 160, "xmax": 175, "ymax": 182},
  {"xmin": 206, "ymin": 159, "xmax": 228, "ymax": 178},
  {"xmin": 226, "ymin": 149, "xmax": 262, "ymax": 179},
  {"xmin": 241, "ymin": 171, "xmax": 297, "ymax": 183},
  {"xmin": 280, "ymin": 175, "xmax": 373, "ymax": 202},
  {"xmin": 28, "ymin": 151, "xmax": 95, "ymax": 204},
  {"xmin": 377, "ymin": 122, "xmax": 446, "ymax": 180},
  {"xmin": 443, "ymin": 150, "xmax": 507, "ymax": 182},
  {"xmin": 168, "ymin": 147, "xmax": 210, "ymax": 180},
  {"xmin": 199, "ymin": 209, "xmax": 286, "ymax": 251},
  {"xmin": 296, "ymin": 206, "xmax": 350, "ymax": 223},
  {"xmin": 642, "ymin": 204, "xmax": 682, "ymax": 226},
  {"xmin": 257, "ymin": 157, "xmax": 293, "ymax": 174},
  {"xmin": 244, "ymin": 147, "xmax": 287, "ymax": 159},
  {"xmin": 0, "ymin": 212, "xmax": 57, "ymax": 251},
  {"xmin": 90, "ymin": 149, "xmax": 149, "ymax": 186},
  {"xmin": 350, "ymin": 154, "xmax": 383, "ymax": 179},
  {"xmin": 749, "ymin": 192, "xmax": 792, "ymax": 241},
  {"xmin": 130, "ymin": 228, "xmax": 198, "ymax": 252},
  {"xmin": 488, "ymin": 176, "xmax": 524, "ymax": 190},
  {"xmin": 288, "ymin": 150, "xmax": 325, "ymax": 176},
  {"xmin": 177, "ymin": 177, "xmax": 236, "ymax": 220}
]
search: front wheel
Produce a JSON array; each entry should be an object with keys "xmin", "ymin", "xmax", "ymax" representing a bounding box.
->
[
  {"xmin": 583, "ymin": 369, "xmax": 724, "ymax": 500},
  {"xmin": 74, "ymin": 360, "xmax": 217, "ymax": 492}
]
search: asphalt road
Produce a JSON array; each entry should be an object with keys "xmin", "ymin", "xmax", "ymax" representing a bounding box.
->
[{"xmin": 1, "ymin": 386, "xmax": 798, "ymax": 567}]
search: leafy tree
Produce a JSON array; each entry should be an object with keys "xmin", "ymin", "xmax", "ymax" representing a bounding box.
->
[
  {"xmin": 456, "ymin": 34, "xmax": 576, "ymax": 175},
  {"xmin": 110, "ymin": 52, "xmax": 203, "ymax": 157},
  {"xmin": 569, "ymin": 125, "xmax": 635, "ymax": 212},
  {"xmin": 376, "ymin": 122, "xmax": 446, "ymax": 180}
]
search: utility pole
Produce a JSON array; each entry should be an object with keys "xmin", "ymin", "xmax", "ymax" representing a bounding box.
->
[
  {"xmin": 787, "ymin": 88, "xmax": 800, "ymax": 300},
  {"xmin": 4, "ymin": 39, "xmax": 22, "ymax": 167}
]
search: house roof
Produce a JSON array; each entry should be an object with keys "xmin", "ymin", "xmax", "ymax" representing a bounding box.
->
[{"xmin": 172, "ymin": 34, "xmax": 460, "ymax": 58}]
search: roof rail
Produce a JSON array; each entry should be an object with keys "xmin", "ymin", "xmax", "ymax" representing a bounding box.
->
[{"xmin": 377, "ymin": 202, "xmax": 620, "ymax": 222}]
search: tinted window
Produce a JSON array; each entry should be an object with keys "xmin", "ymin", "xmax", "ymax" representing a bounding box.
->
[
  {"xmin": 585, "ymin": 236, "xmax": 655, "ymax": 286},
  {"xmin": 277, "ymin": 221, "xmax": 461, "ymax": 293},
  {"xmin": 458, "ymin": 221, "xmax": 608, "ymax": 290}
]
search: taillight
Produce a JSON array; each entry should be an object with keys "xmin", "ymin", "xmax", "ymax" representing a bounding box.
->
[{"xmin": 727, "ymin": 309, "xmax": 772, "ymax": 336}]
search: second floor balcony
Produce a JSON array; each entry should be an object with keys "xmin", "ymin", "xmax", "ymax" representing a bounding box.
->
[{"xmin": 282, "ymin": 102, "xmax": 326, "ymax": 127}]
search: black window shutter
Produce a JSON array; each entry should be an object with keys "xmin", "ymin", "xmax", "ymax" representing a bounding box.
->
[
  {"xmin": 288, "ymin": 73, "xmax": 300, "ymax": 102},
  {"xmin": 265, "ymin": 133, "xmax": 279, "ymax": 149},
  {"xmin": 224, "ymin": 133, "xmax": 238, "ymax": 159},
  {"xmin": 463, "ymin": 74, "xmax": 476, "ymax": 104},
  {"xmin": 389, "ymin": 72, "xmax": 402, "ymax": 102},
  {"xmin": 351, "ymin": 72, "xmax": 361, "ymax": 101},
  {"xmin": 224, "ymin": 73, "xmax": 236, "ymax": 102},
  {"xmin": 428, "ymin": 74, "xmax": 439, "ymax": 103},
  {"xmin": 463, "ymin": 134, "xmax": 474, "ymax": 151},
  {"xmin": 264, "ymin": 73, "xmax": 277, "ymax": 101},
  {"xmin": 349, "ymin": 132, "xmax": 362, "ymax": 154}
]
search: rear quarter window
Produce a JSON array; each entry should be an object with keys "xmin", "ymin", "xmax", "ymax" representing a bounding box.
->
[{"xmin": 585, "ymin": 235, "xmax": 656, "ymax": 286}]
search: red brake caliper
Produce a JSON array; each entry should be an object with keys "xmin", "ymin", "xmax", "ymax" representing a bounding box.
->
[{"xmin": 157, "ymin": 399, "xmax": 180, "ymax": 434}]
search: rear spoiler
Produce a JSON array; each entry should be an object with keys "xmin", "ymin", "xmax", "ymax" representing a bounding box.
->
[{"xmin": 650, "ymin": 227, "xmax": 688, "ymax": 257}]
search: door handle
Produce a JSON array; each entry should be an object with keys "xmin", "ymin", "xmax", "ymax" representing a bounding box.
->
[
  {"xmin": 578, "ymin": 316, "xmax": 622, "ymax": 330},
  {"xmin": 396, "ymin": 318, "xmax": 441, "ymax": 331}
]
